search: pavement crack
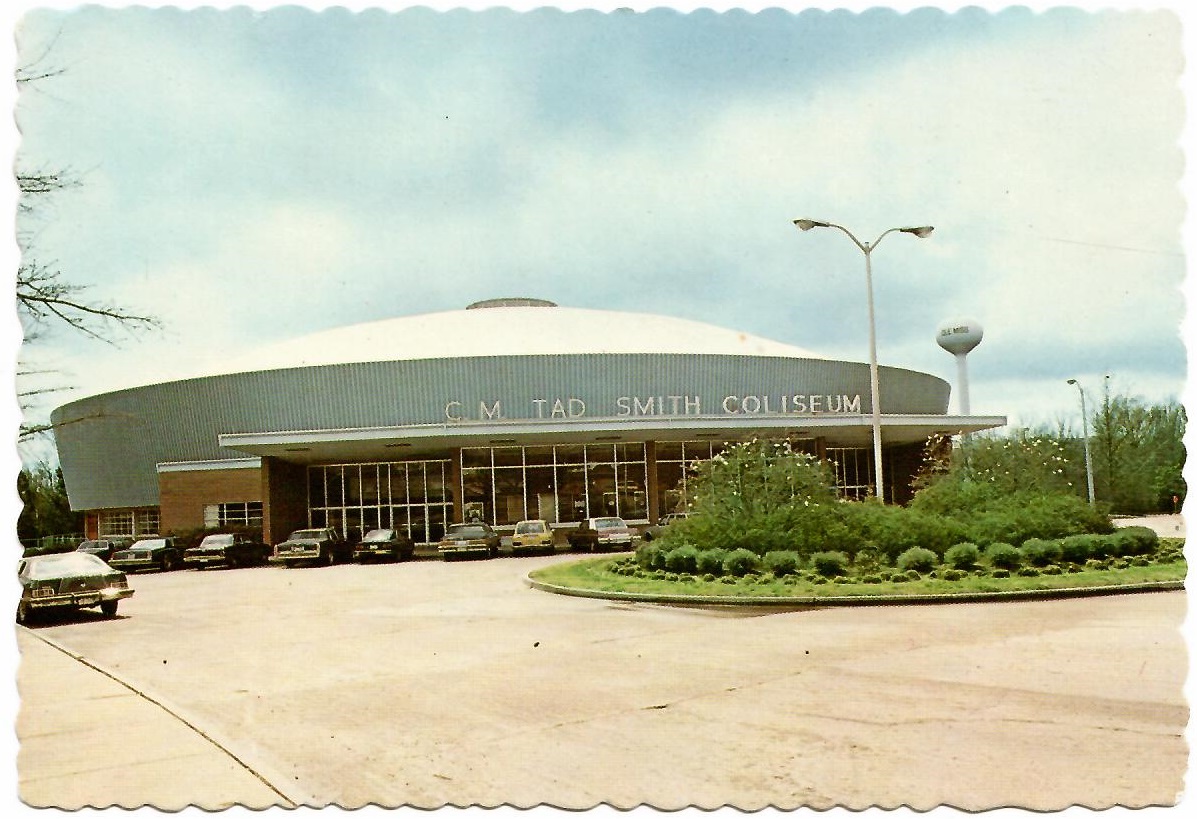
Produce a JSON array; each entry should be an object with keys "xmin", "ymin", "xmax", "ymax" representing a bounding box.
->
[{"xmin": 24, "ymin": 629, "xmax": 301, "ymax": 808}]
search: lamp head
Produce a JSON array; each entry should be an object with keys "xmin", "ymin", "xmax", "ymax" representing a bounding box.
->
[
  {"xmin": 793, "ymin": 219, "xmax": 830, "ymax": 231},
  {"xmin": 1067, "ymin": 379, "xmax": 1078, "ymax": 386},
  {"xmin": 901, "ymin": 226, "xmax": 935, "ymax": 238}
]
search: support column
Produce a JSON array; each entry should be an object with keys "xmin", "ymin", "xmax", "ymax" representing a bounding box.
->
[
  {"xmin": 645, "ymin": 440, "xmax": 659, "ymax": 523},
  {"xmin": 261, "ymin": 456, "xmax": 308, "ymax": 546}
]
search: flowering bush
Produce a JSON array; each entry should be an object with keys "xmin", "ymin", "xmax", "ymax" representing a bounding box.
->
[{"xmin": 658, "ymin": 438, "xmax": 848, "ymax": 557}]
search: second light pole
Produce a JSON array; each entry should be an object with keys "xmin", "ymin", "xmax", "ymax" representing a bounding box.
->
[
  {"xmin": 793, "ymin": 218, "xmax": 934, "ymax": 502},
  {"xmin": 1067, "ymin": 378, "xmax": 1096, "ymax": 506}
]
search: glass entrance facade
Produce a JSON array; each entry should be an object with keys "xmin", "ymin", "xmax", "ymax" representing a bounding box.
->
[
  {"xmin": 299, "ymin": 439, "xmax": 875, "ymax": 543},
  {"xmin": 460, "ymin": 443, "xmax": 649, "ymax": 526},
  {"xmin": 307, "ymin": 460, "xmax": 453, "ymax": 544}
]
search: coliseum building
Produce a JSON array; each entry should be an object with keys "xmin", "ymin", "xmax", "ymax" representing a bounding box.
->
[{"xmin": 50, "ymin": 299, "xmax": 1006, "ymax": 547}]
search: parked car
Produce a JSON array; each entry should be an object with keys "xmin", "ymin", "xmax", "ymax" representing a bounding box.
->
[
  {"xmin": 438, "ymin": 522, "xmax": 501, "ymax": 560},
  {"xmin": 271, "ymin": 527, "xmax": 350, "ymax": 567},
  {"xmin": 642, "ymin": 512, "xmax": 689, "ymax": 542},
  {"xmin": 185, "ymin": 533, "xmax": 270, "ymax": 569},
  {"xmin": 353, "ymin": 528, "xmax": 414, "ymax": 563},
  {"xmin": 17, "ymin": 552, "xmax": 135, "ymax": 624},
  {"xmin": 567, "ymin": 517, "xmax": 637, "ymax": 552},
  {"xmin": 511, "ymin": 519, "xmax": 555, "ymax": 555},
  {"xmin": 109, "ymin": 537, "xmax": 183, "ymax": 573},
  {"xmin": 75, "ymin": 537, "xmax": 132, "ymax": 563}
]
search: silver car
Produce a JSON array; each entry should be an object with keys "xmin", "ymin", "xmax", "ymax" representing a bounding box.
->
[{"xmin": 17, "ymin": 552, "xmax": 135, "ymax": 624}]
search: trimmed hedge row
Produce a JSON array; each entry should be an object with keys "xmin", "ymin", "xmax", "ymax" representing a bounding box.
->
[{"xmin": 632, "ymin": 526, "xmax": 1168, "ymax": 581}]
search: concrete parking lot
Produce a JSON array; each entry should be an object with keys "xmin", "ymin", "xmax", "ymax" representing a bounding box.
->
[{"xmin": 15, "ymin": 546, "xmax": 1189, "ymax": 812}]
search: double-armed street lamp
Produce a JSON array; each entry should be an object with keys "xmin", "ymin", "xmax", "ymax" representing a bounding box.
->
[
  {"xmin": 793, "ymin": 219, "xmax": 934, "ymax": 503},
  {"xmin": 1067, "ymin": 378, "xmax": 1096, "ymax": 506}
]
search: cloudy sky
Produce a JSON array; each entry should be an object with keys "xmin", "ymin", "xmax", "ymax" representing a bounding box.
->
[{"xmin": 8, "ymin": 0, "xmax": 1191, "ymax": 463}]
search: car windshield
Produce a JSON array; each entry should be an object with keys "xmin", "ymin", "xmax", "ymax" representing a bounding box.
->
[
  {"xmin": 199, "ymin": 534, "xmax": 234, "ymax": 547},
  {"xmin": 25, "ymin": 553, "xmax": 109, "ymax": 578},
  {"xmin": 131, "ymin": 539, "xmax": 166, "ymax": 549},
  {"xmin": 594, "ymin": 518, "xmax": 626, "ymax": 529},
  {"xmin": 362, "ymin": 530, "xmax": 394, "ymax": 542},
  {"xmin": 289, "ymin": 530, "xmax": 325, "ymax": 539},
  {"xmin": 515, "ymin": 521, "xmax": 546, "ymax": 534},
  {"xmin": 447, "ymin": 525, "xmax": 490, "ymax": 538},
  {"xmin": 77, "ymin": 541, "xmax": 102, "ymax": 550}
]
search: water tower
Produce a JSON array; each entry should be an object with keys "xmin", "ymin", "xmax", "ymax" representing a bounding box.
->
[{"xmin": 936, "ymin": 319, "xmax": 984, "ymax": 414}]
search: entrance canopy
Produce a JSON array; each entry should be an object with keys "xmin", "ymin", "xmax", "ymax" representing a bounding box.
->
[{"xmin": 218, "ymin": 413, "xmax": 1007, "ymax": 465}]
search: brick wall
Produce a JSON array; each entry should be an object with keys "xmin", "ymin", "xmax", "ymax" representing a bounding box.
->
[
  {"xmin": 158, "ymin": 468, "xmax": 262, "ymax": 533},
  {"xmin": 262, "ymin": 457, "xmax": 308, "ymax": 546}
]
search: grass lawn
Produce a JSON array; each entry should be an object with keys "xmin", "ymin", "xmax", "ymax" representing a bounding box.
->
[{"xmin": 529, "ymin": 549, "xmax": 1187, "ymax": 602}]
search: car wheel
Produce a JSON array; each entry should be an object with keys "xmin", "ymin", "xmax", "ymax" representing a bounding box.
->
[
  {"xmin": 162, "ymin": 553, "xmax": 178, "ymax": 572},
  {"xmin": 16, "ymin": 601, "xmax": 31, "ymax": 625},
  {"xmin": 100, "ymin": 600, "xmax": 118, "ymax": 617},
  {"xmin": 326, "ymin": 548, "xmax": 336, "ymax": 567}
]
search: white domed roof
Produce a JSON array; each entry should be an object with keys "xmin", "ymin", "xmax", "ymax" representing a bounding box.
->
[{"xmin": 219, "ymin": 302, "xmax": 825, "ymax": 375}]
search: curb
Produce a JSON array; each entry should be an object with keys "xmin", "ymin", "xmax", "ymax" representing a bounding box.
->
[{"xmin": 523, "ymin": 574, "xmax": 1185, "ymax": 608}]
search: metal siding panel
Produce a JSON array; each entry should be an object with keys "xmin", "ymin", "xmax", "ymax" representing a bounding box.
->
[{"xmin": 52, "ymin": 353, "xmax": 950, "ymax": 510}]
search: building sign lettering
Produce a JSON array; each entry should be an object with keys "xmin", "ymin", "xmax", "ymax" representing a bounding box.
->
[{"xmin": 445, "ymin": 391, "xmax": 863, "ymax": 422}]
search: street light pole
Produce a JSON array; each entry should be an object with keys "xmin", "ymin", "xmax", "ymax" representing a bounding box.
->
[
  {"xmin": 1067, "ymin": 378, "xmax": 1096, "ymax": 506},
  {"xmin": 793, "ymin": 219, "xmax": 933, "ymax": 503}
]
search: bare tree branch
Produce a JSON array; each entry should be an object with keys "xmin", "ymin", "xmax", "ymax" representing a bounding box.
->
[{"xmin": 17, "ymin": 260, "xmax": 160, "ymax": 343}]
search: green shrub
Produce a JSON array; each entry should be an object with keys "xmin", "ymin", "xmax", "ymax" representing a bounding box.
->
[
  {"xmin": 701, "ymin": 573, "xmax": 716, "ymax": 583},
  {"xmin": 1020, "ymin": 538, "xmax": 1062, "ymax": 567},
  {"xmin": 1059, "ymin": 534, "xmax": 1099, "ymax": 564},
  {"xmin": 984, "ymin": 541, "xmax": 1022, "ymax": 570},
  {"xmin": 845, "ymin": 502, "xmax": 968, "ymax": 561},
  {"xmin": 1042, "ymin": 565, "xmax": 1063, "ymax": 575},
  {"xmin": 695, "ymin": 548, "xmax": 729, "ymax": 576},
  {"xmin": 896, "ymin": 546, "xmax": 938, "ymax": 574},
  {"xmin": 664, "ymin": 545, "xmax": 700, "ymax": 575},
  {"xmin": 942, "ymin": 568, "xmax": 967, "ymax": 581},
  {"xmin": 991, "ymin": 568, "xmax": 1010, "ymax": 578},
  {"xmin": 634, "ymin": 542, "xmax": 662, "ymax": 569},
  {"xmin": 1115, "ymin": 526, "xmax": 1160, "ymax": 556},
  {"xmin": 944, "ymin": 542, "xmax": 981, "ymax": 570},
  {"xmin": 763, "ymin": 550, "xmax": 802, "ymax": 577},
  {"xmin": 860, "ymin": 574, "xmax": 882, "ymax": 584},
  {"xmin": 810, "ymin": 551, "xmax": 849, "ymax": 577},
  {"xmin": 852, "ymin": 546, "xmax": 886, "ymax": 574},
  {"xmin": 1017, "ymin": 566, "xmax": 1041, "ymax": 577},
  {"xmin": 722, "ymin": 548, "xmax": 760, "ymax": 577},
  {"xmin": 904, "ymin": 569, "xmax": 922, "ymax": 582}
]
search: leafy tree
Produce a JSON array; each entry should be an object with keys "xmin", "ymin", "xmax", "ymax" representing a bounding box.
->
[
  {"xmin": 17, "ymin": 462, "xmax": 84, "ymax": 545},
  {"xmin": 1091, "ymin": 391, "xmax": 1185, "ymax": 514}
]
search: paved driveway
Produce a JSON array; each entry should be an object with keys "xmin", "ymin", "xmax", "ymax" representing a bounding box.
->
[{"xmin": 16, "ymin": 553, "xmax": 1188, "ymax": 811}]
